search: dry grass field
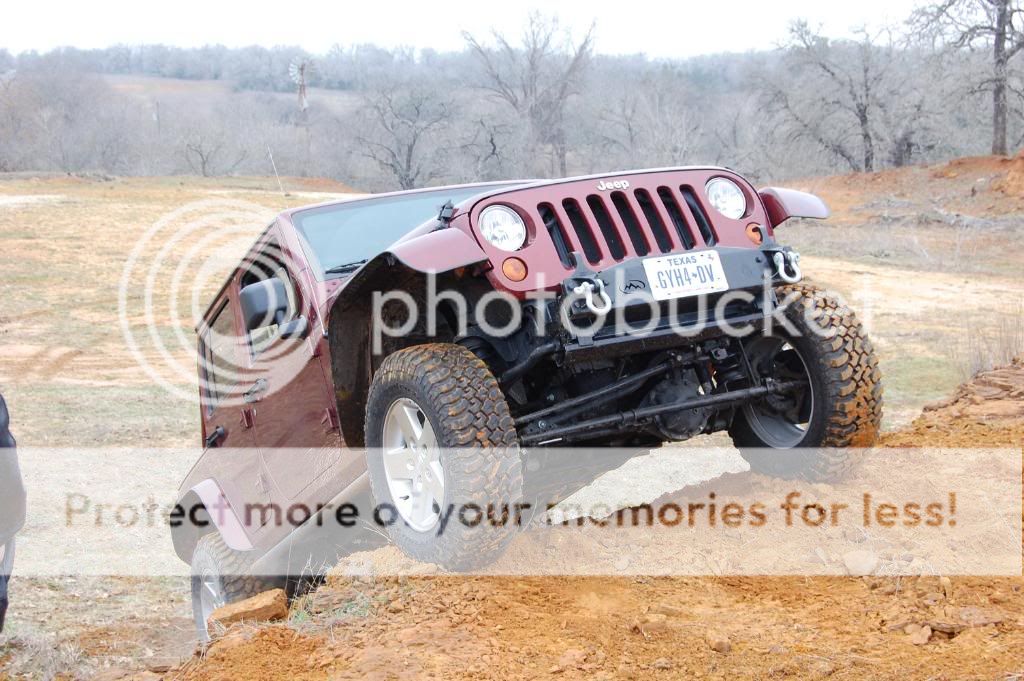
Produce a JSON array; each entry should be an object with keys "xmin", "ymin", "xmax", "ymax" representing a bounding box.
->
[{"xmin": 0, "ymin": 157, "xmax": 1022, "ymax": 679}]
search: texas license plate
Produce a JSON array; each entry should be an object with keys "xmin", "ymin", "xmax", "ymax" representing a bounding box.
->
[{"xmin": 641, "ymin": 251, "xmax": 729, "ymax": 301}]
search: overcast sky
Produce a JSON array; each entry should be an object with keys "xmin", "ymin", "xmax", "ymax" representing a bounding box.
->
[{"xmin": 4, "ymin": 0, "xmax": 924, "ymax": 58}]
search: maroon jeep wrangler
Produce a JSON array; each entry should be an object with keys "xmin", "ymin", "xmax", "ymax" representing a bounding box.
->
[{"xmin": 175, "ymin": 168, "xmax": 881, "ymax": 638}]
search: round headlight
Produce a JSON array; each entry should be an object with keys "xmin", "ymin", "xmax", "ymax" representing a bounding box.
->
[
  {"xmin": 705, "ymin": 178, "xmax": 747, "ymax": 220},
  {"xmin": 478, "ymin": 205, "xmax": 527, "ymax": 252}
]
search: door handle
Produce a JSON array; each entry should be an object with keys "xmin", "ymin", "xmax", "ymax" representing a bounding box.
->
[
  {"xmin": 243, "ymin": 378, "xmax": 268, "ymax": 403},
  {"xmin": 205, "ymin": 425, "xmax": 226, "ymax": 448}
]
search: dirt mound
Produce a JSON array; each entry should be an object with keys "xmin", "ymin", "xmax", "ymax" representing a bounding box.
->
[
  {"xmin": 882, "ymin": 357, "xmax": 1024, "ymax": 447},
  {"xmin": 999, "ymin": 150, "xmax": 1024, "ymax": 197},
  {"xmin": 932, "ymin": 152, "xmax": 1024, "ymax": 198}
]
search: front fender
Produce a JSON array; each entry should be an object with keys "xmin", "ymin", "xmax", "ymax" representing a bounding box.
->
[
  {"xmin": 758, "ymin": 187, "xmax": 830, "ymax": 228},
  {"xmin": 388, "ymin": 227, "xmax": 488, "ymax": 273},
  {"xmin": 324, "ymin": 229, "xmax": 487, "ymax": 446}
]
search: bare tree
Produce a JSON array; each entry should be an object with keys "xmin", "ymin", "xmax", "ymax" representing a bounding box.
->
[
  {"xmin": 597, "ymin": 72, "xmax": 703, "ymax": 168},
  {"xmin": 912, "ymin": 0, "xmax": 1024, "ymax": 155},
  {"xmin": 763, "ymin": 22, "xmax": 913, "ymax": 173},
  {"xmin": 464, "ymin": 14, "xmax": 594, "ymax": 177},
  {"xmin": 356, "ymin": 85, "xmax": 452, "ymax": 190},
  {"xmin": 183, "ymin": 132, "xmax": 247, "ymax": 176}
]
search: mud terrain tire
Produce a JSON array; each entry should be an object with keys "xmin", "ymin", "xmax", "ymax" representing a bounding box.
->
[
  {"xmin": 365, "ymin": 343, "xmax": 523, "ymax": 571},
  {"xmin": 190, "ymin": 533, "xmax": 285, "ymax": 641},
  {"xmin": 730, "ymin": 282, "xmax": 883, "ymax": 481}
]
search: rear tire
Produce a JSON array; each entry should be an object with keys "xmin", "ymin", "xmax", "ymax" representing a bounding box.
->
[
  {"xmin": 365, "ymin": 343, "xmax": 523, "ymax": 571},
  {"xmin": 730, "ymin": 282, "xmax": 883, "ymax": 481},
  {"xmin": 190, "ymin": 533, "xmax": 284, "ymax": 642}
]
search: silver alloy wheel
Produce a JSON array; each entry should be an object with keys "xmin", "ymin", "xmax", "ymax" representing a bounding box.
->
[
  {"xmin": 382, "ymin": 397, "xmax": 445, "ymax": 532},
  {"xmin": 197, "ymin": 569, "xmax": 225, "ymax": 636}
]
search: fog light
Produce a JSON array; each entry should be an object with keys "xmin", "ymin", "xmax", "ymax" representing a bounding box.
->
[
  {"xmin": 502, "ymin": 257, "xmax": 528, "ymax": 282},
  {"xmin": 745, "ymin": 223, "xmax": 764, "ymax": 245}
]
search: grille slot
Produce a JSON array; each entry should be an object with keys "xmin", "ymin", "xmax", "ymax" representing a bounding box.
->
[
  {"xmin": 656, "ymin": 186, "xmax": 696, "ymax": 249},
  {"xmin": 634, "ymin": 189, "xmax": 674, "ymax": 252},
  {"xmin": 562, "ymin": 198, "xmax": 602, "ymax": 265},
  {"xmin": 681, "ymin": 186, "xmax": 717, "ymax": 246},
  {"xmin": 538, "ymin": 202, "xmax": 573, "ymax": 268},
  {"xmin": 610, "ymin": 191, "xmax": 650, "ymax": 256},
  {"xmin": 585, "ymin": 195, "xmax": 626, "ymax": 260}
]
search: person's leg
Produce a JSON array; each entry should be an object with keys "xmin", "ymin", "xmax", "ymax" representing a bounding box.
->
[
  {"xmin": 0, "ymin": 450, "xmax": 26, "ymax": 544},
  {"xmin": 0, "ymin": 394, "xmax": 23, "ymax": 634},
  {"xmin": 0, "ymin": 560, "xmax": 8, "ymax": 632}
]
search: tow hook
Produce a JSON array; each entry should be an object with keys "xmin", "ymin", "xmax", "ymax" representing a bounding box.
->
[
  {"xmin": 573, "ymin": 279, "xmax": 612, "ymax": 315},
  {"xmin": 773, "ymin": 250, "xmax": 802, "ymax": 284}
]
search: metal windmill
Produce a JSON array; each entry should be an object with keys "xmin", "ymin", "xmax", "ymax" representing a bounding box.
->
[{"xmin": 288, "ymin": 57, "xmax": 315, "ymax": 114}]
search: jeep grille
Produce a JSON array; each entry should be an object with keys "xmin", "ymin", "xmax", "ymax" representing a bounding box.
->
[{"xmin": 538, "ymin": 184, "xmax": 718, "ymax": 269}]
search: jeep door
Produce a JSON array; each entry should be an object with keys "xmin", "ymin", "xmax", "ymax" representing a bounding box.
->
[
  {"xmin": 237, "ymin": 232, "xmax": 351, "ymax": 512},
  {"xmin": 193, "ymin": 287, "xmax": 273, "ymax": 538}
]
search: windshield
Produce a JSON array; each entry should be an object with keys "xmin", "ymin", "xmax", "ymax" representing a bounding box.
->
[{"xmin": 292, "ymin": 185, "xmax": 521, "ymax": 277}]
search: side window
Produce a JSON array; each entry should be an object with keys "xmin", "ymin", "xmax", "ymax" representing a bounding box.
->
[
  {"xmin": 240, "ymin": 239, "xmax": 299, "ymax": 357},
  {"xmin": 201, "ymin": 299, "xmax": 238, "ymax": 413}
]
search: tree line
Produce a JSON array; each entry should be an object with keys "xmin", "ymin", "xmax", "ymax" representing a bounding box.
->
[{"xmin": 0, "ymin": 1, "xmax": 1021, "ymax": 191}]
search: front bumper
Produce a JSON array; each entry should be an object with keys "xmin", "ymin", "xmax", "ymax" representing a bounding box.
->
[{"xmin": 555, "ymin": 247, "xmax": 781, "ymax": 362}]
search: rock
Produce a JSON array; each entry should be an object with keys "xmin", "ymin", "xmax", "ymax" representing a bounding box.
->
[
  {"xmin": 706, "ymin": 631, "xmax": 732, "ymax": 653},
  {"xmin": 641, "ymin": 613, "xmax": 669, "ymax": 633},
  {"xmin": 939, "ymin": 576, "xmax": 953, "ymax": 599},
  {"xmin": 842, "ymin": 550, "xmax": 878, "ymax": 576},
  {"xmin": 652, "ymin": 658, "xmax": 674, "ymax": 670},
  {"xmin": 909, "ymin": 624, "xmax": 932, "ymax": 645},
  {"xmin": 558, "ymin": 649, "xmax": 588, "ymax": 668},
  {"xmin": 649, "ymin": 602, "xmax": 684, "ymax": 618},
  {"xmin": 207, "ymin": 589, "xmax": 288, "ymax": 630},
  {"xmin": 958, "ymin": 606, "xmax": 1004, "ymax": 627},
  {"xmin": 925, "ymin": 620, "xmax": 965, "ymax": 635}
]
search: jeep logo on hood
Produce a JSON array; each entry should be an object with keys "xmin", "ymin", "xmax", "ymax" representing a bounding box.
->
[{"xmin": 596, "ymin": 179, "xmax": 630, "ymax": 191}]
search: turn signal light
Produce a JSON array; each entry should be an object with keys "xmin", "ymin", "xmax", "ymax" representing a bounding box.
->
[
  {"xmin": 745, "ymin": 223, "xmax": 764, "ymax": 245},
  {"xmin": 502, "ymin": 257, "xmax": 528, "ymax": 282}
]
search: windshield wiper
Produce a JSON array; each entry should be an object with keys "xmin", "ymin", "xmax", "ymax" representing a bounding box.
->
[{"xmin": 324, "ymin": 259, "xmax": 368, "ymax": 275}]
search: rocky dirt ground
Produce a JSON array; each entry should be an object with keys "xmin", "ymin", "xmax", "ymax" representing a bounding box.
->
[
  {"xmin": 0, "ymin": 155, "xmax": 1023, "ymax": 679},
  {"xmin": 146, "ymin": 358, "xmax": 1023, "ymax": 681}
]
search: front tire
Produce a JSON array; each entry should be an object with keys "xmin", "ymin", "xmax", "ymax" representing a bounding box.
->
[
  {"xmin": 365, "ymin": 343, "xmax": 523, "ymax": 571},
  {"xmin": 729, "ymin": 282, "xmax": 883, "ymax": 480}
]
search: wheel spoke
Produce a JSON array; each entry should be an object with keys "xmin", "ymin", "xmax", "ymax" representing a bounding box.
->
[
  {"xmin": 418, "ymin": 417, "xmax": 437, "ymax": 448},
  {"xmin": 395, "ymin": 404, "xmax": 423, "ymax": 446},
  {"xmin": 422, "ymin": 460, "xmax": 445, "ymax": 504},
  {"xmin": 383, "ymin": 447, "xmax": 417, "ymax": 480}
]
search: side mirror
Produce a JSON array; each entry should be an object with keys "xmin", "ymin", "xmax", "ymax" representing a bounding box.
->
[
  {"xmin": 239, "ymin": 278, "xmax": 288, "ymax": 333},
  {"xmin": 278, "ymin": 316, "xmax": 309, "ymax": 340}
]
